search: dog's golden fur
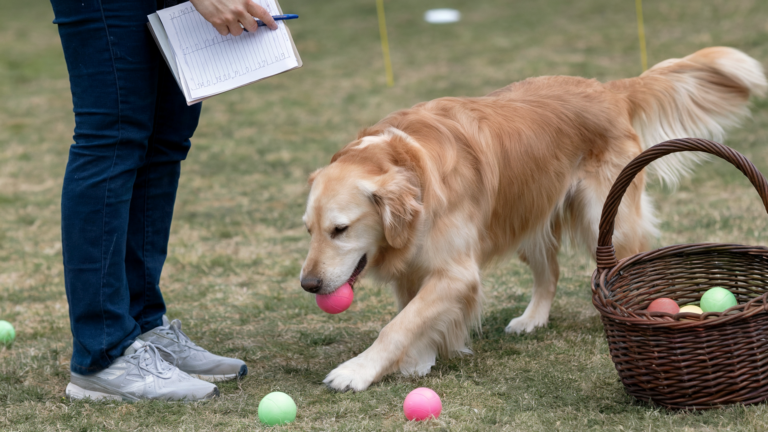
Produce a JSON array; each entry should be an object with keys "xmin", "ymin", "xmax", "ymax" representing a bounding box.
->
[{"xmin": 301, "ymin": 47, "xmax": 766, "ymax": 391}]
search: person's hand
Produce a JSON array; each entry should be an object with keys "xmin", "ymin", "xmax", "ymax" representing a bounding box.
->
[{"xmin": 190, "ymin": 0, "xmax": 278, "ymax": 36}]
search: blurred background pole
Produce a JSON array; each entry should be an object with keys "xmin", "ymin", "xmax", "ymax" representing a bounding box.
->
[
  {"xmin": 376, "ymin": 0, "xmax": 395, "ymax": 87},
  {"xmin": 636, "ymin": 0, "xmax": 648, "ymax": 71}
]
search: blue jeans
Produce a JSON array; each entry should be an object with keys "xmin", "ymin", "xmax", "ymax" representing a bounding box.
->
[{"xmin": 51, "ymin": 0, "xmax": 202, "ymax": 374}]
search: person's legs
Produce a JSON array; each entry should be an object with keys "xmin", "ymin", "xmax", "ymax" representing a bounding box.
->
[
  {"xmin": 125, "ymin": 60, "xmax": 201, "ymax": 333},
  {"xmin": 130, "ymin": 67, "xmax": 249, "ymax": 383},
  {"xmin": 52, "ymin": 0, "xmax": 163, "ymax": 374}
]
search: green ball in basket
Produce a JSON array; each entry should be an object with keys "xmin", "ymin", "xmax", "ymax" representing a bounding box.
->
[
  {"xmin": 0, "ymin": 320, "xmax": 15, "ymax": 347},
  {"xmin": 700, "ymin": 287, "xmax": 738, "ymax": 313}
]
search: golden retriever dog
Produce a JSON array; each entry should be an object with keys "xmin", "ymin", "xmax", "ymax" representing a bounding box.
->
[{"xmin": 300, "ymin": 47, "xmax": 766, "ymax": 392}]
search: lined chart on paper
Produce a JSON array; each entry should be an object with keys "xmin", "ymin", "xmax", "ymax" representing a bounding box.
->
[{"xmin": 156, "ymin": 0, "xmax": 299, "ymax": 100}]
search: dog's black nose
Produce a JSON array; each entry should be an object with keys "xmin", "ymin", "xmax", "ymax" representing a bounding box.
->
[{"xmin": 301, "ymin": 277, "xmax": 323, "ymax": 293}]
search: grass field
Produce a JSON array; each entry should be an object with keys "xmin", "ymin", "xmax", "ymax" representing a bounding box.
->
[{"xmin": 2, "ymin": 0, "xmax": 768, "ymax": 430}]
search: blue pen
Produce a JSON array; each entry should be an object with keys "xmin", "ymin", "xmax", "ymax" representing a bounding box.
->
[{"xmin": 243, "ymin": 14, "xmax": 298, "ymax": 31}]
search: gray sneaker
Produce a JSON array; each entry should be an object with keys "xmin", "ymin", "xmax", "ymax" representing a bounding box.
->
[
  {"xmin": 65, "ymin": 340, "xmax": 219, "ymax": 402},
  {"xmin": 138, "ymin": 316, "xmax": 247, "ymax": 382}
]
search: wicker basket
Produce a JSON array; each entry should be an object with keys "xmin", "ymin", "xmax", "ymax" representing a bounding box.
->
[{"xmin": 591, "ymin": 138, "xmax": 768, "ymax": 410}]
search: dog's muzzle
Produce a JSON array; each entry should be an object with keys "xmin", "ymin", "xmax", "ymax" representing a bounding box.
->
[{"xmin": 301, "ymin": 255, "xmax": 367, "ymax": 295}]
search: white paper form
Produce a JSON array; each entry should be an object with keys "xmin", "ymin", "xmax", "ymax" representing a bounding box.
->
[{"xmin": 156, "ymin": 0, "xmax": 299, "ymax": 101}]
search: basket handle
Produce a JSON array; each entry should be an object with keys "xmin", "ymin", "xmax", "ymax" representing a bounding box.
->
[{"xmin": 596, "ymin": 138, "xmax": 768, "ymax": 270}]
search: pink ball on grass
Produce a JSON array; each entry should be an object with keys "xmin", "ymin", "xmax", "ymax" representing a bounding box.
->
[
  {"xmin": 315, "ymin": 283, "xmax": 354, "ymax": 314},
  {"xmin": 403, "ymin": 387, "xmax": 442, "ymax": 421}
]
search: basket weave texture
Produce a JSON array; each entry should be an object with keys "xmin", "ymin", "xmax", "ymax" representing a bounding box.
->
[{"xmin": 592, "ymin": 138, "xmax": 768, "ymax": 410}]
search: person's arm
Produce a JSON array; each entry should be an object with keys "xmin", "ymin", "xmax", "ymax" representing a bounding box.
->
[{"xmin": 190, "ymin": 0, "xmax": 278, "ymax": 36}]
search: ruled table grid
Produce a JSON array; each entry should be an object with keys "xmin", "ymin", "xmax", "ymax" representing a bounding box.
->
[{"xmin": 158, "ymin": 0, "xmax": 297, "ymax": 98}]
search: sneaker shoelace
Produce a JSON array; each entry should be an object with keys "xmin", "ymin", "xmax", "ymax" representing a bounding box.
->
[
  {"xmin": 158, "ymin": 319, "xmax": 205, "ymax": 352},
  {"xmin": 125, "ymin": 342, "xmax": 178, "ymax": 379}
]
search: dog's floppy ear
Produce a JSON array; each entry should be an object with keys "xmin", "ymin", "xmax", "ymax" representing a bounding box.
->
[
  {"xmin": 370, "ymin": 169, "xmax": 422, "ymax": 249},
  {"xmin": 307, "ymin": 168, "xmax": 322, "ymax": 187}
]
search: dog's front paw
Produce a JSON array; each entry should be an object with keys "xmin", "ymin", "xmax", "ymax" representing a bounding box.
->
[
  {"xmin": 323, "ymin": 356, "xmax": 379, "ymax": 392},
  {"xmin": 505, "ymin": 314, "xmax": 548, "ymax": 334}
]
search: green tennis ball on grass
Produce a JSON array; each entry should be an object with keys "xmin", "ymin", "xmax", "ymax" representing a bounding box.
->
[
  {"xmin": 0, "ymin": 320, "xmax": 15, "ymax": 347},
  {"xmin": 258, "ymin": 391, "xmax": 297, "ymax": 426},
  {"xmin": 700, "ymin": 287, "xmax": 738, "ymax": 313}
]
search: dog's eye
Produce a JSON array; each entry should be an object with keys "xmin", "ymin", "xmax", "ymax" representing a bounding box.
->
[{"xmin": 331, "ymin": 225, "xmax": 348, "ymax": 238}]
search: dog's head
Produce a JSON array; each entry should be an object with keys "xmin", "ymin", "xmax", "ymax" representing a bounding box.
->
[{"xmin": 300, "ymin": 141, "xmax": 422, "ymax": 294}]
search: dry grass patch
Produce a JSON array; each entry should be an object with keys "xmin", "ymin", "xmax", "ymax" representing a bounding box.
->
[{"xmin": 3, "ymin": 0, "xmax": 768, "ymax": 430}]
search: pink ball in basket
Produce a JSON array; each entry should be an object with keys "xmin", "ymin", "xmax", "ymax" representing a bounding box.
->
[
  {"xmin": 316, "ymin": 282, "xmax": 354, "ymax": 314},
  {"xmin": 403, "ymin": 387, "xmax": 442, "ymax": 421},
  {"xmin": 647, "ymin": 298, "xmax": 679, "ymax": 315}
]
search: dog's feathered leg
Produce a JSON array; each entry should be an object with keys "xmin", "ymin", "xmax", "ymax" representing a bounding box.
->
[
  {"xmin": 506, "ymin": 222, "xmax": 562, "ymax": 334},
  {"xmin": 323, "ymin": 259, "xmax": 481, "ymax": 391}
]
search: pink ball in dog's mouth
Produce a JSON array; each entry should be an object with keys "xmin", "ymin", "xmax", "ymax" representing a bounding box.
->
[{"xmin": 316, "ymin": 283, "xmax": 354, "ymax": 314}]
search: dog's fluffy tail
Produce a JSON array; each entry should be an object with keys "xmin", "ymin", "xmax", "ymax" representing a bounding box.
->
[{"xmin": 607, "ymin": 47, "xmax": 767, "ymax": 185}]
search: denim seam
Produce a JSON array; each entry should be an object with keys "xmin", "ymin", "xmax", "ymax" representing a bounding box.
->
[
  {"xmin": 139, "ymin": 77, "xmax": 162, "ymax": 330},
  {"xmin": 96, "ymin": 0, "xmax": 124, "ymax": 366},
  {"xmin": 141, "ymin": 152, "xmax": 152, "ymax": 328}
]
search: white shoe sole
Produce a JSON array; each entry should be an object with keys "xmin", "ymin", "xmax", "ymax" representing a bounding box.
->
[
  {"xmin": 66, "ymin": 382, "xmax": 219, "ymax": 402},
  {"xmin": 190, "ymin": 364, "xmax": 247, "ymax": 382},
  {"xmin": 66, "ymin": 383, "xmax": 124, "ymax": 401},
  {"xmin": 191, "ymin": 373, "xmax": 238, "ymax": 382}
]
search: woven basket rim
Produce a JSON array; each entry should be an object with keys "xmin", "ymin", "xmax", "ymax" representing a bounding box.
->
[{"xmin": 592, "ymin": 242, "xmax": 768, "ymax": 329}]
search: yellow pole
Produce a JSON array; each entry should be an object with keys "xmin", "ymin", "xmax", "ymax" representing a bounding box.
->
[
  {"xmin": 635, "ymin": 0, "xmax": 648, "ymax": 71},
  {"xmin": 376, "ymin": 0, "xmax": 395, "ymax": 87}
]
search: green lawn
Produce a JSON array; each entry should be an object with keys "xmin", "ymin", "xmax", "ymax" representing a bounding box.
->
[{"xmin": 2, "ymin": 0, "xmax": 768, "ymax": 430}]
